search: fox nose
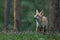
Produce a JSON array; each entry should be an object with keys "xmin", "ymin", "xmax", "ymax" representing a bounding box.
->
[{"xmin": 33, "ymin": 16, "xmax": 37, "ymax": 19}]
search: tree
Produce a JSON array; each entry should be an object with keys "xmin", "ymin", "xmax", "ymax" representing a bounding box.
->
[
  {"xmin": 14, "ymin": 0, "xmax": 20, "ymax": 32},
  {"xmin": 49, "ymin": 0, "xmax": 59, "ymax": 32},
  {"xmin": 4, "ymin": 0, "xmax": 11, "ymax": 32}
]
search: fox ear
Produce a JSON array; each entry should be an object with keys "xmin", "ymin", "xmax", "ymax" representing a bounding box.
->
[
  {"xmin": 40, "ymin": 10, "xmax": 44, "ymax": 15},
  {"xmin": 36, "ymin": 9, "xmax": 39, "ymax": 14},
  {"xmin": 40, "ymin": 10, "xmax": 43, "ymax": 13}
]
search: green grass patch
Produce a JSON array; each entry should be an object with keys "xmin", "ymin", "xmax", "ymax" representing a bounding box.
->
[{"xmin": 0, "ymin": 32, "xmax": 60, "ymax": 40}]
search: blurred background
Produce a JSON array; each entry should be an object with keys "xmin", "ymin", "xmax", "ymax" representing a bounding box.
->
[{"xmin": 0, "ymin": 0, "xmax": 59, "ymax": 32}]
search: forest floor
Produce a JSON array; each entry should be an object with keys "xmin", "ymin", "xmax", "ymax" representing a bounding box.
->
[{"xmin": 0, "ymin": 31, "xmax": 60, "ymax": 40}]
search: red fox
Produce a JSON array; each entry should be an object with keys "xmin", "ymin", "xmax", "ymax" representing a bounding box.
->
[{"xmin": 34, "ymin": 10, "xmax": 48, "ymax": 33}]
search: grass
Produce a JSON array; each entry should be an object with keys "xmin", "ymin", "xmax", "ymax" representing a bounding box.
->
[{"xmin": 0, "ymin": 32, "xmax": 60, "ymax": 40}]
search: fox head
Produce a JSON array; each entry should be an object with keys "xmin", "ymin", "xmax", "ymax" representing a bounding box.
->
[{"xmin": 34, "ymin": 9, "xmax": 44, "ymax": 19}]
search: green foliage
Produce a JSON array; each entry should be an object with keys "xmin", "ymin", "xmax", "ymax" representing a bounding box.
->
[
  {"xmin": 0, "ymin": 32, "xmax": 60, "ymax": 40},
  {"xmin": 0, "ymin": 23, "xmax": 4, "ymax": 31},
  {"xmin": 0, "ymin": 0, "xmax": 5, "ymax": 22},
  {"xmin": 0, "ymin": 0, "xmax": 57, "ymax": 31}
]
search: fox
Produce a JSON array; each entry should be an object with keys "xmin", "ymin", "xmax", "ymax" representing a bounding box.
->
[{"xmin": 34, "ymin": 10, "xmax": 48, "ymax": 33}]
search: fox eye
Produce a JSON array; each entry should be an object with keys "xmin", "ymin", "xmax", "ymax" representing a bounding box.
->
[{"xmin": 37, "ymin": 14, "xmax": 39, "ymax": 16}]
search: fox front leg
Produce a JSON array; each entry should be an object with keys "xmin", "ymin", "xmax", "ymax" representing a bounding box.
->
[{"xmin": 36, "ymin": 20, "xmax": 39, "ymax": 32}]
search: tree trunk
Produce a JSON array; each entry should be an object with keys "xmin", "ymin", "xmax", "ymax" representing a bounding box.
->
[
  {"xmin": 4, "ymin": 0, "xmax": 11, "ymax": 32},
  {"xmin": 59, "ymin": 0, "xmax": 60, "ymax": 32},
  {"xmin": 49, "ymin": 0, "xmax": 59, "ymax": 32},
  {"xmin": 14, "ymin": 0, "xmax": 20, "ymax": 32}
]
